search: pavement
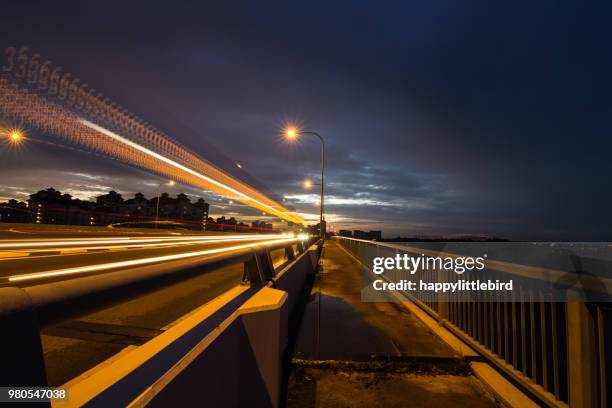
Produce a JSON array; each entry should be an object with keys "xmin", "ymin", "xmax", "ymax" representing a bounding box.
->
[
  {"xmin": 286, "ymin": 240, "xmax": 500, "ymax": 407},
  {"xmin": 287, "ymin": 369, "xmax": 499, "ymax": 408},
  {"xmin": 292, "ymin": 240, "xmax": 455, "ymax": 360}
]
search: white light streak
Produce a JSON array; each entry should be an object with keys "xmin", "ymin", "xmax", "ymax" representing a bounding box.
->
[
  {"xmin": 0, "ymin": 235, "xmax": 286, "ymax": 253},
  {"xmin": 8, "ymin": 237, "xmax": 297, "ymax": 283},
  {"xmin": 0, "ymin": 234, "xmax": 286, "ymax": 249}
]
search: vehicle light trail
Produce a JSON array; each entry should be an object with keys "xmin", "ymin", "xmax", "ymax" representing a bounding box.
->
[
  {"xmin": 7, "ymin": 237, "xmax": 299, "ymax": 283},
  {"xmin": 0, "ymin": 234, "xmax": 288, "ymax": 249},
  {"xmin": 80, "ymin": 120, "xmax": 301, "ymax": 223},
  {"xmin": 0, "ymin": 236, "xmax": 287, "ymax": 255},
  {"xmin": 0, "ymin": 49, "xmax": 304, "ymax": 225}
]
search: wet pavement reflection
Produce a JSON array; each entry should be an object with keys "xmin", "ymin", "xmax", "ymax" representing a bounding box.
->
[{"xmin": 293, "ymin": 287, "xmax": 400, "ymax": 360}]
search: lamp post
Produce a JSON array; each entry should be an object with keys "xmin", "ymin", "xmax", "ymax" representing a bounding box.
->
[
  {"xmin": 285, "ymin": 127, "xmax": 325, "ymax": 239},
  {"xmin": 155, "ymin": 180, "xmax": 175, "ymax": 228}
]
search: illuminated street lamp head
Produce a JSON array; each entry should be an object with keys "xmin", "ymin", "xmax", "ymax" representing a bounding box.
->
[
  {"xmin": 8, "ymin": 129, "xmax": 23, "ymax": 143},
  {"xmin": 304, "ymin": 179, "xmax": 313, "ymax": 189},
  {"xmin": 285, "ymin": 127, "xmax": 298, "ymax": 140}
]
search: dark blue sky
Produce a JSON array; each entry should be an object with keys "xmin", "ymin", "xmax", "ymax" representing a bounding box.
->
[{"xmin": 1, "ymin": 1, "xmax": 611, "ymax": 239}]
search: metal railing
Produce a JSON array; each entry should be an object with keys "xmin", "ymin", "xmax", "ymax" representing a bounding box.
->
[
  {"xmin": 335, "ymin": 236, "xmax": 609, "ymax": 408},
  {"xmin": 0, "ymin": 237, "xmax": 317, "ymax": 388}
]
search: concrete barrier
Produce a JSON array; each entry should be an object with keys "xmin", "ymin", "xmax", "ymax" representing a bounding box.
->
[
  {"xmin": 273, "ymin": 245, "xmax": 319, "ymax": 314},
  {"xmin": 56, "ymin": 243, "xmax": 320, "ymax": 408}
]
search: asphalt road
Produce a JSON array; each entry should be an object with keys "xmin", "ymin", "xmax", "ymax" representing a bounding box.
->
[
  {"xmin": 0, "ymin": 223, "xmax": 289, "ymax": 285},
  {"xmin": 0, "ymin": 223, "xmax": 295, "ymax": 385},
  {"xmin": 0, "ymin": 222, "xmax": 206, "ymax": 239}
]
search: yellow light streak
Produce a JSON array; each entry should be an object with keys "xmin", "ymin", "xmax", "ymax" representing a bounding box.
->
[
  {"xmin": 1, "ymin": 235, "xmax": 285, "ymax": 254},
  {"xmin": 0, "ymin": 234, "xmax": 286, "ymax": 249},
  {"xmin": 8, "ymin": 237, "xmax": 297, "ymax": 283},
  {"xmin": 0, "ymin": 76, "xmax": 303, "ymax": 225},
  {"xmin": 0, "ymin": 74, "xmax": 303, "ymax": 224},
  {"xmin": 80, "ymin": 120, "xmax": 303, "ymax": 224}
]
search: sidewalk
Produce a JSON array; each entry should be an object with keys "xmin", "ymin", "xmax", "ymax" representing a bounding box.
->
[
  {"xmin": 286, "ymin": 240, "xmax": 499, "ymax": 407},
  {"xmin": 293, "ymin": 240, "xmax": 456, "ymax": 360}
]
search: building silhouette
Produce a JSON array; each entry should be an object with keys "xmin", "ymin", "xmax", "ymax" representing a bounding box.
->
[
  {"xmin": 0, "ymin": 188, "xmax": 287, "ymax": 234},
  {"xmin": 352, "ymin": 230, "xmax": 382, "ymax": 241},
  {"xmin": 338, "ymin": 230, "xmax": 352, "ymax": 238},
  {"xmin": 252, "ymin": 220, "xmax": 273, "ymax": 230},
  {"xmin": 0, "ymin": 199, "xmax": 30, "ymax": 223},
  {"xmin": 1, "ymin": 187, "xmax": 210, "ymax": 230}
]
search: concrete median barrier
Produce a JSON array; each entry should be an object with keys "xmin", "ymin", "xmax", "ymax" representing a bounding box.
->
[{"xmin": 55, "ymin": 242, "xmax": 321, "ymax": 408}]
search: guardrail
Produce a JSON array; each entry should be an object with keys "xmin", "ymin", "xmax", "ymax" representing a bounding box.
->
[
  {"xmin": 0, "ymin": 237, "xmax": 318, "ymax": 391},
  {"xmin": 334, "ymin": 236, "xmax": 609, "ymax": 408}
]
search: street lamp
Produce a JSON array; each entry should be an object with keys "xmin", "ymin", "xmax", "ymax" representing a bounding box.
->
[
  {"xmin": 285, "ymin": 127, "xmax": 326, "ymax": 239},
  {"xmin": 286, "ymin": 128, "xmax": 297, "ymax": 139},
  {"xmin": 155, "ymin": 180, "xmax": 175, "ymax": 227},
  {"xmin": 7, "ymin": 129, "xmax": 24, "ymax": 143}
]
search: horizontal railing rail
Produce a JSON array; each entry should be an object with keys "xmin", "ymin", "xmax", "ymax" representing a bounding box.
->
[
  {"xmin": 0, "ymin": 236, "xmax": 318, "ymax": 388},
  {"xmin": 334, "ymin": 236, "xmax": 609, "ymax": 408}
]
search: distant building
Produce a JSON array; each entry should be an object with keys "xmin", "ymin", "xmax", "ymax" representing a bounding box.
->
[
  {"xmin": 94, "ymin": 190, "xmax": 124, "ymax": 225},
  {"xmin": 193, "ymin": 199, "xmax": 210, "ymax": 228},
  {"xmin": 124, "ymin": 192, "xmax": 150, "ymax": 216},
  {"xmin": 353, "ymin": 230, "xmax": 382, "ymax": 241},
  {"xmin": 96, "ymin": 190, "xmax": 124, "ymax": 211},
  {"xmin": 120, "ymin": 191, "xmax": 209, "ymax": 229},
  {"xmin": 0, "ymin": 187, "xmax": 210, "ymax": 230},
  {"xmin": 252, "ymin": 220, "xmax": 273, "ymax": 230},
  {"xmin": 0, "ymin": 199, "xmax": 29, "ymax": 223},
  {"xmin": 203, "ymin": 216, "xmax": 252, "ymax": 232},
  {"xmin": 353, "ymin": 230, "xmax": 367, "ymax": 239},
  {"xmin": 338, "ymin": 230, "xmax": 353, "ymax": 238},
  {"xmin": 28, "ymin": 188, "xmax": 93, "ymax": 225},
  {"xmin": 215, "ymin": 216, "xmax": 236, "ymax": 231},
  {"xmin": 368, "ymin": 230, "xmax": 382, "ymax": 241}
]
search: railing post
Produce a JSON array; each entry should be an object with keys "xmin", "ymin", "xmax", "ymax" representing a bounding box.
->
[
  {"xmin": 566, "ymin": 302, "xmax": 597, "ymax": 407},
  {"xmin": 437, "ymin": 267, "xmax": 450, "ymax": 323},
  {"xmin": 0, "ymin": 287, "xmax": 48, "ymax": 387},
  {"xmin": 285, "ymin": 245, "xmax": 295, "ymax": 262},
  {"xmin": 242, "ymin": 249, "xmax": 276, "ymax": 286}
]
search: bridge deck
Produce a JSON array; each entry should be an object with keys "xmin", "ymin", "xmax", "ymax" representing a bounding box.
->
[{"xmin": 287, "ymin": 240, "xmax": 500, "ymax": 407}]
